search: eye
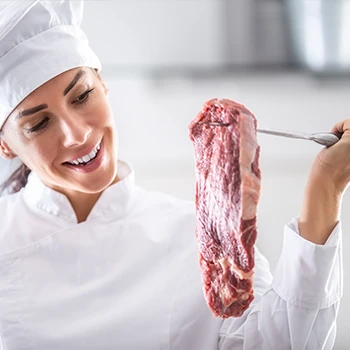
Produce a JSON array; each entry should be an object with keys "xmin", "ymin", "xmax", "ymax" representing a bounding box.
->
[
  {"xmin": 74, "ymin": 88, "xmax": 95, "ymax": 104},
  {"xmin": 27, "ymin": 117, "xmax": 49, "ymax": 133}
]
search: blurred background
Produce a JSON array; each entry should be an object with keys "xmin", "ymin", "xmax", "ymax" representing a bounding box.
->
[{"xmin": 1, "ymin": 0, "xmax": 350, "ymax": 348}]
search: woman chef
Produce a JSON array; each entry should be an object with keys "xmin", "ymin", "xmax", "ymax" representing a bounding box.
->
[{"xmin": 0, "ymin": 1, "xmax": 345, "ymax": 349}]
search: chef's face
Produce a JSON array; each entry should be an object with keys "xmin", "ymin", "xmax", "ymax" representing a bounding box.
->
[{"xmin": 0, "ymin": 67, "xmax": 119, "ymax": 195}]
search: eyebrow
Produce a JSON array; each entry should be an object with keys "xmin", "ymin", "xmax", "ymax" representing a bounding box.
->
[
  {"xmin": 63, "ymin": 69, "xmax": 86, "ymax": 96},
  {"xmin": 16, "ymin": 69, "xmax": 87, "ymax": 120},
  {"xmin": 16, "ymin": 104, "xmax": 48, "ymax": 120}
]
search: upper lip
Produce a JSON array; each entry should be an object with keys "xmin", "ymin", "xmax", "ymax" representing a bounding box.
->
[{"xmin": 63, "ymin": 140, "xmax": 101, "ymax": 164}]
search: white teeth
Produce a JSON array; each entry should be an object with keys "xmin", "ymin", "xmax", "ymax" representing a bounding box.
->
[
  {"xmin": 82, "ymin": 155, "xmax": 90, "ymax": 162},
  {"xmin": 67, "ymin": 142, "xmax": 101, "ymax": 165}
]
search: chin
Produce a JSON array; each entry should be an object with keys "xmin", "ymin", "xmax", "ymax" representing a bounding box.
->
[{"xmin": 82, "ymin": 169, "xmax": 118, "ymax": 194}]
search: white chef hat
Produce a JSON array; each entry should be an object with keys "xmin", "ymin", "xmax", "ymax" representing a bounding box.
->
[{"xmin": 0, "ymin": 0, "xmax": 102, "ymax": 130}]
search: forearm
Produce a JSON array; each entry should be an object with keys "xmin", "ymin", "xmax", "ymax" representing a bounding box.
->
[{"xmin": 299, "ymin": 171, "xmax": 342, "ymax": 245}]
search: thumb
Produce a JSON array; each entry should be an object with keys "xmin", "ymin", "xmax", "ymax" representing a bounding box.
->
[{"xmin": 331, "ymin": 119, "xmax": 350, "ymax": 135}]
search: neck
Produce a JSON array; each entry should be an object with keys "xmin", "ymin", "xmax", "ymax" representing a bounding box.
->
[
  {"xmin": 68, "ymin": 191, "xmax": 103, "ymax": 223},
  {"xmin": 47, "ymin": 174, "xmax": 120, "ymax": 223},
  {"xmin": 70, "ymin": 175, "xmax": 120, "ymax": 223}
]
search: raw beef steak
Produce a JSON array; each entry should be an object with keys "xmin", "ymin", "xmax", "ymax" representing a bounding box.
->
[{"xmin": 188, "ymin": 98, "xmax": 261, "ymax": 318}]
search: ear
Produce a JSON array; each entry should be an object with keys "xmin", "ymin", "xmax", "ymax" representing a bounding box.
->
[{"xmin": 0, "ymin": 138, "xmax": 16, "ymax": 160}]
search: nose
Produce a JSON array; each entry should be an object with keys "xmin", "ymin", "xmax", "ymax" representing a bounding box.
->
[{"xmin": 60, "ymin": 115, "xmax": 92, "ymax": 148}]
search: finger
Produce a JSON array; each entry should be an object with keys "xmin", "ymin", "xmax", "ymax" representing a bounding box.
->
[{"xmin": 331, "ymin": 119, "xmax": 350, "ymax": 134}]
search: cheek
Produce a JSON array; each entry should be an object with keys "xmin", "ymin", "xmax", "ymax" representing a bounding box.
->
[
  {"xmin": 20, "ymin": 142, "xmax": 57, "ymax": 169},
  {"xmin": 91, "ymin": 96, "xmax": 114, "ymax": 126}
]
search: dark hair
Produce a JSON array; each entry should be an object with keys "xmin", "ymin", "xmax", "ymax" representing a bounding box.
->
[
  {"xmin": 0, "ymin": 125, "xmax": 31, "ymax": 195},
  {"xmin": 0, "ymin": 163, "xmax": 31, "ymax": 195}
]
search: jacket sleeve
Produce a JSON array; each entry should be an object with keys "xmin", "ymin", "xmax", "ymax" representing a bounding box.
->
[{"xmin": 219, "ymin": 217, "xmax": 343, "ymax": 350}]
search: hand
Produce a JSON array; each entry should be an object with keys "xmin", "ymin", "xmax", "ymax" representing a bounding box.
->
[
  {"xmin": 311, "ymin": 118, "xmax": 350, "ymax": 195},
  {"xmin": 298, "ymin": 119, "xmax": 350, "ymax": 245}
]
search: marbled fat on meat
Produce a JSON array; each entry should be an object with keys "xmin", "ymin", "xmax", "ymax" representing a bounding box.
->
[{"xmin": 188, "ymin": 98, "xmax": 261, "ymax": 318}]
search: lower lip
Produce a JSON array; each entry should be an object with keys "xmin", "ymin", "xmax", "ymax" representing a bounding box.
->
[{"xmin": 63, "ymin": 140, "xmax": 105, "ymax": 173}]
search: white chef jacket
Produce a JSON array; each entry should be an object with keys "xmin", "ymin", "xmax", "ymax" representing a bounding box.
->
[{"xmin": 0, "ymin": 160, "xmax": 343, "ymax": 350}]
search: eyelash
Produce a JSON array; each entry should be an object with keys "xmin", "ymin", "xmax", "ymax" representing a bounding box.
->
[{"xmin": 28, "ymin": 88, "xmax": 95, "ymax": 134}]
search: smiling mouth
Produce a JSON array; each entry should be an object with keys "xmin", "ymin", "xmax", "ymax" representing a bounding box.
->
[{"xmin": 63, "ymin": 141, "xmax": 101, "ymax": 167}]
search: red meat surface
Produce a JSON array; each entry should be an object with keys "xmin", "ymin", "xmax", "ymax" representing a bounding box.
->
[{"xmin": 189, "ymin": 98, "xmax": 261, "ymax": 318}]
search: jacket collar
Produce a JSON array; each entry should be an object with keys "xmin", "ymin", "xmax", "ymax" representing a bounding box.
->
[{"xmin": 23, "ymin": 160, "xmax": 136, "ymax": 223}]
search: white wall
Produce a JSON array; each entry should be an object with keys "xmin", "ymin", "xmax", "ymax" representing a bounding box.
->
[
  {"xmin": 81, "ymin": 0, "xmax": 288, "ymax": 69},
  {"xmin": 81, "ymin": 1, "xmax": 225, "ymax": 67},
  {"xmin": 103, "ymin": 72, "xmax": 350, "ymax": 349}
]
